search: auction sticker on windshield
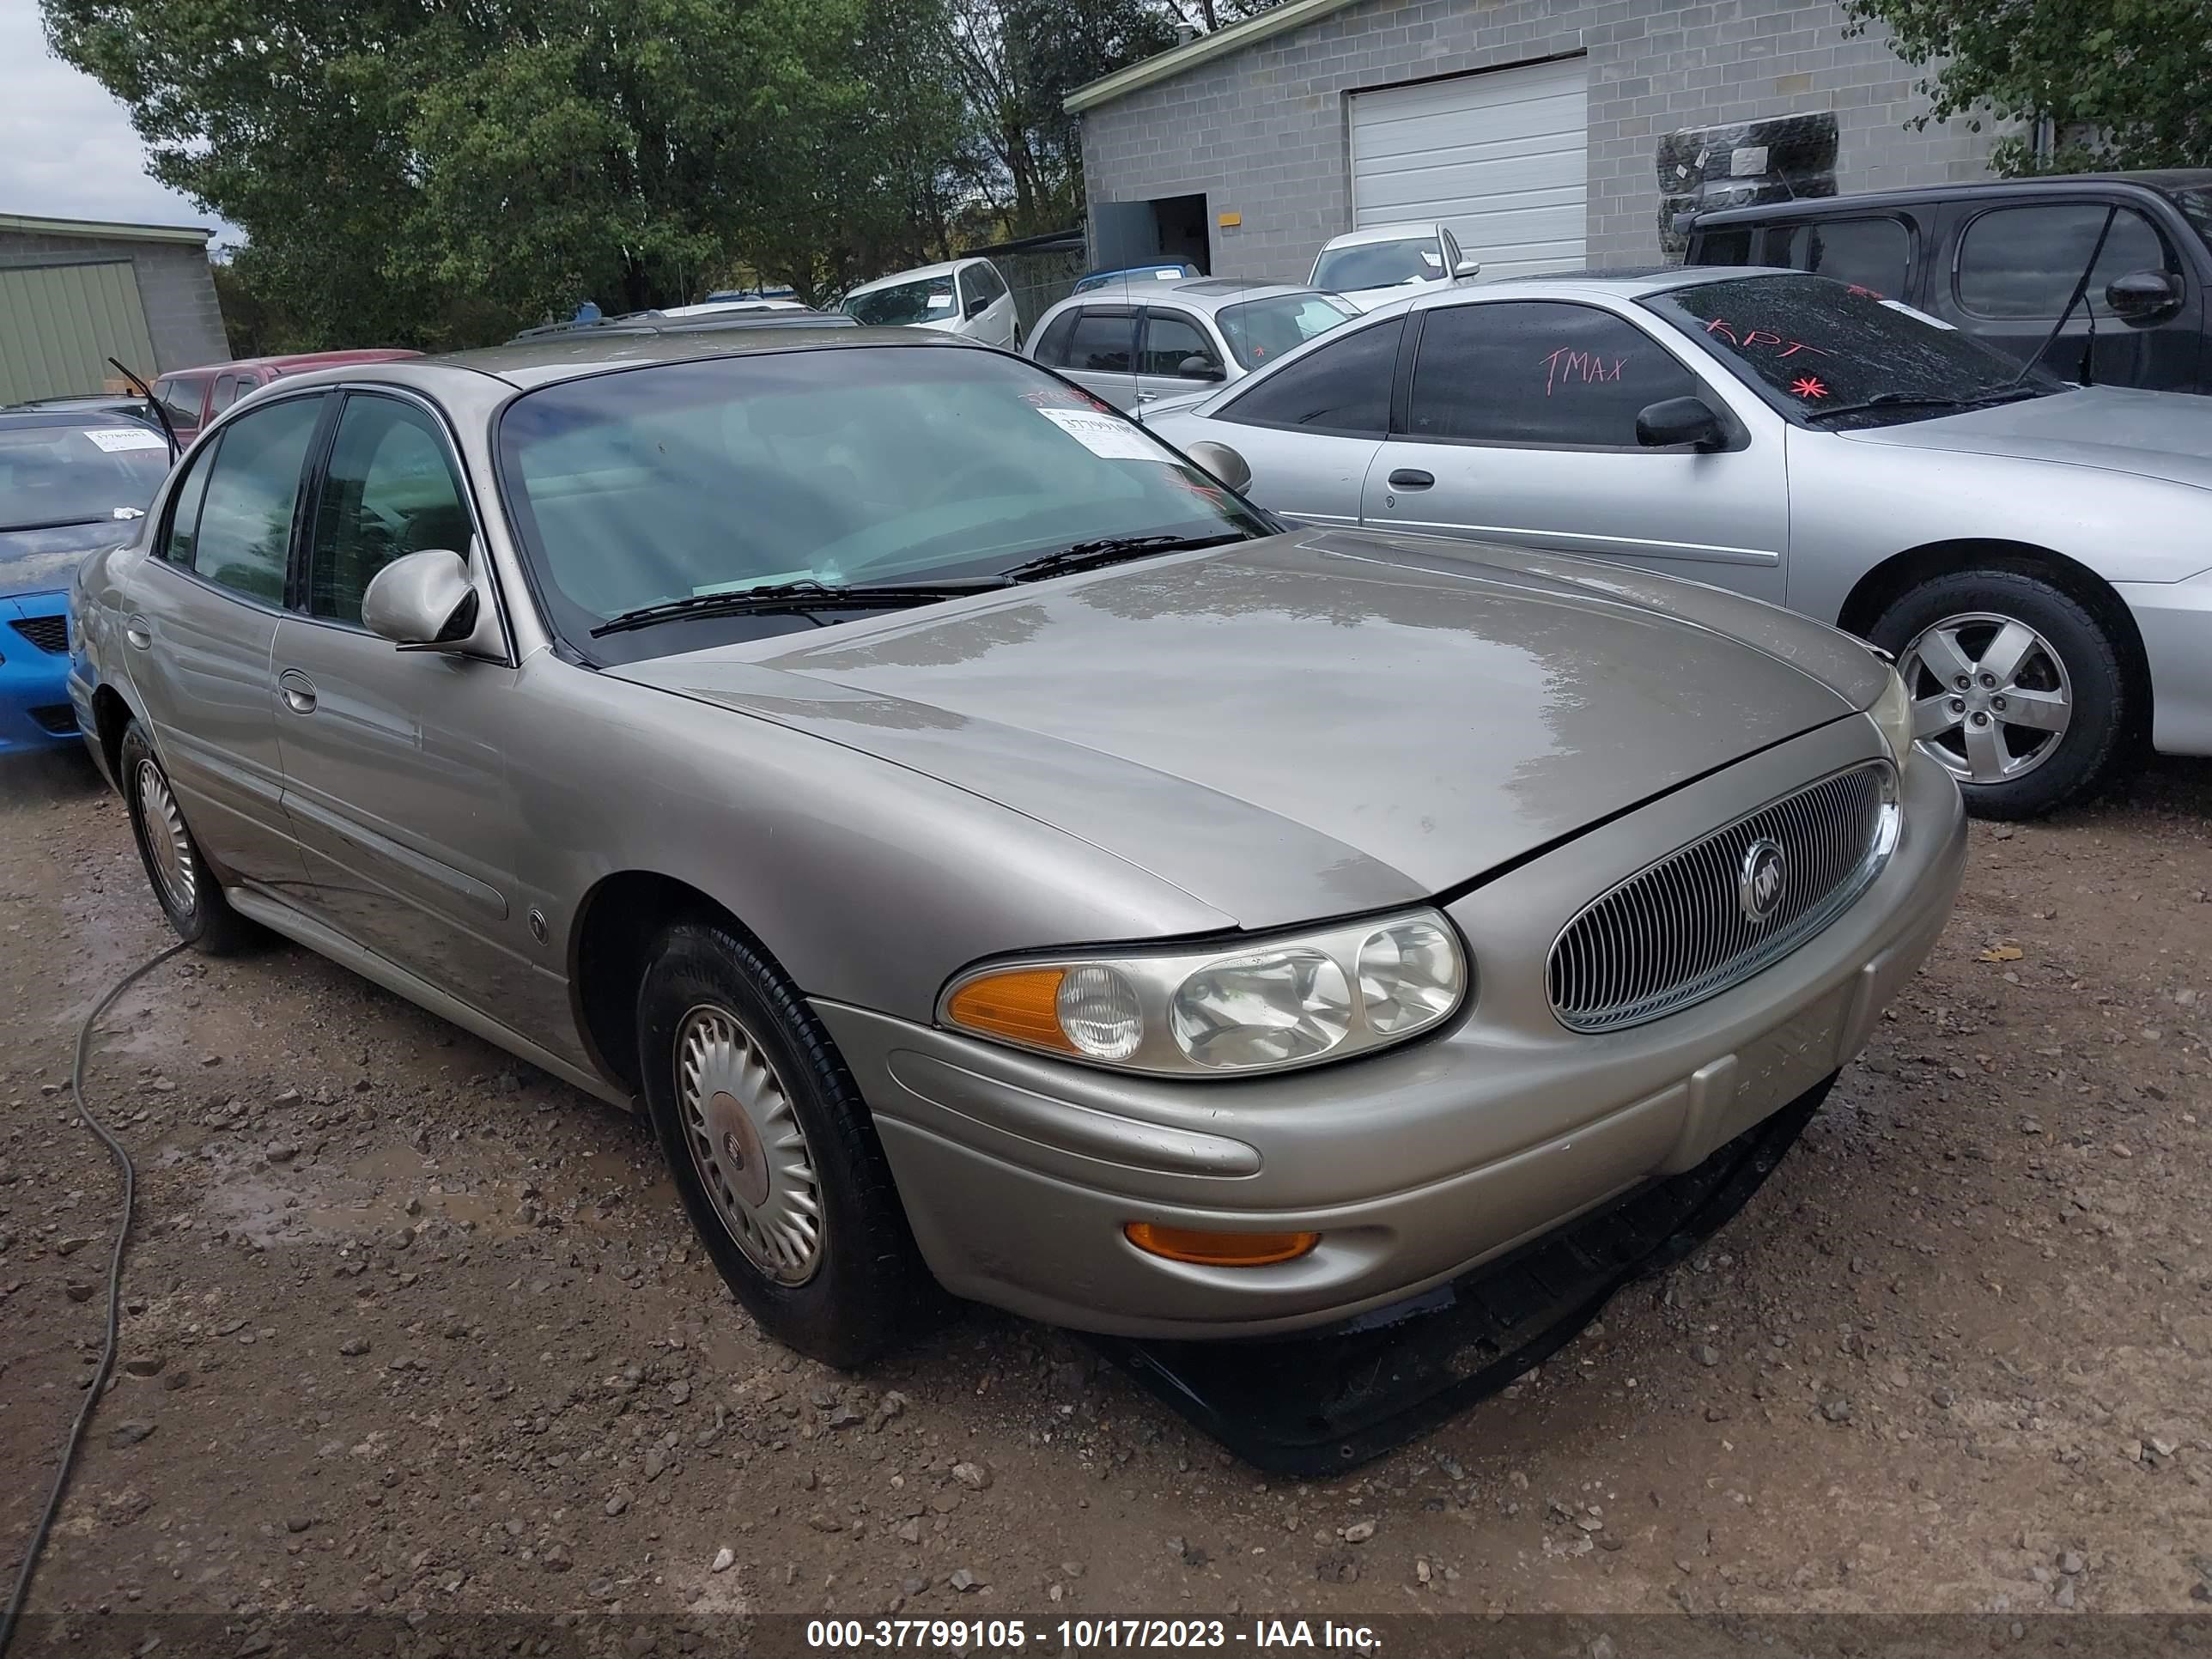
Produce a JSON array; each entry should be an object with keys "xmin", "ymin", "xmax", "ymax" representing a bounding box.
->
[
  {"xmin": 1039, "ymin": 407, "xmax": 1164, "ymax": 461},
  {"xmin": 84, "ymin": 427, "xmax": 168, "ymax": 453}
]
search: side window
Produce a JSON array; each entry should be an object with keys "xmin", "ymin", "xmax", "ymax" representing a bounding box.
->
[
  {"xmin": 158, "ymin": 439, "xmax": 217, "ymax": 568},
  {"xmin": 1772, "ymin": 217, "xmax": 1910, "ymax": 296},
  {"xmin": 972, "ymin": 263, "xmax": 1007, "ymax": 302},
  {"xmin": 307, "ymin": 396, "xmax": 473, "ymax": 626},
  {"xmin": 1222, "ymin": 318, "xmax": 1402, "ymax": 435},
  {"xmin": 1032, "ymin": 308, "xmax": 1079, "ymax": 366},
  {"xmin": 1066, "ymin": 308, "xmax": 1134, "ymax": 373},
  {"xmin": 1693, "ymin": 227, "xmax": 1756, "ymax": 266},
  {"xmin": 1140, "ymin": 310, "xmax": 1221, "ymax": 377},
  {"xmin": 1407, "ymin": 301, "xmax": 1702, "ymax": 447},
  {"xmin": 1957, "ymin": 204, "xmax": 2179, "ymax": 319},
  {"xmin": 210, "ymin": 374, "xmax": 243, "ymax": 414},
  {"xmin": 153, "ymin": 375, "xmax": 204, "ymax": 430},
  {"xmin": 185, "ymin": 394, "xmax": 325, "ymax": 604}
]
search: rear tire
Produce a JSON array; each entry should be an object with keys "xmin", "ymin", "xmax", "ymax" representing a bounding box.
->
[
  {"xmin": 635, "ymin": 918, "xmax": 930, "ymax": 1366},
  {"xmin": 1869, "ymin": 568, "xmax": 2126, "ymax": 820},
  {"xmin": 118, "ymin": 720, "xmax": 256, "ymax": 953}
]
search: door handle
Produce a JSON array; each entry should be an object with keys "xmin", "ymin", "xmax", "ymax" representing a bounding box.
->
[
  {"xmin": 125, "ymin": 615, "xmax": 152, "ymax": 650},
  {"xmin": 1388, "ymin": 469, "xmax": 1435, "ymax": 489},
  {"xmin": 277, "ymin": 668, "xmax": 318, "ymax": 715}
]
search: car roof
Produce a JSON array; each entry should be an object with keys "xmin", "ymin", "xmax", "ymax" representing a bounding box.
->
[
  {"xmin": 844, "ymin": 258, "xmax": 986, "ymax": 296},
  {"xmin": 1318, "ymin": 222, "xmax": 1443, "ymax": 250},
  {"xmin": 0, "ymin": 406, "xmax": 166, "ymax": 433},
  {"xmin": 1043, "ymin": 277, "xmax": 1336, "ymax": 317},
  {"xmin": 167, "ymin": 349, "xmax": 421, "ymax": 376},
  {"xmin": 1692, "ymin": 169, "xmax": 2212, "ymax": 227},
  {"xmin": 506, "ymin": 308, "xmax": 854, "ymax": 343}
]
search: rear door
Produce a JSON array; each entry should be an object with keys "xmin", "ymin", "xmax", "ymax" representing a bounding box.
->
[
  {"xmin": 1202, "ymin": 316, "xmax": 1403, "ymax": 527},
  {"xmin": 1939, "ymin": 197, "xmax": 2203, "ymax": 391},
  {"xmin": 1359, "ymin": 299, "xmax": 1790, "ymax": 602},
  {"xmin": 1054, "ymin": 306, "xmax": 1139, "ymax": 410},
  {"xmin": 270, "ymin": 388, "xmax": 527, "ymax": 1009},
  {"xmin": 1133, "ymin": 306, "xmax": 1227, "ymax": 409},
  {"xmin": 117, "ymin": 392, "xmax": 328, "ymax": 889}
]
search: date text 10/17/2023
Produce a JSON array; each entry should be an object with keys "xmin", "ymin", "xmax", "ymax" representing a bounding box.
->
[{"xmin": 805, "ymin": 1620, "xmax": 1382, "ymax": 1651}]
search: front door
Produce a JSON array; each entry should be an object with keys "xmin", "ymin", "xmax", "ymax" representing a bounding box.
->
[
  {"xmin": 1133, "ymin": 306, "xmax": 1227, "ymax": 410},
  {"xmin": 1194, "ymin": 315, "xmax": 1405, "ymax": 527},
  {"xmin": 1359, "ymin": 299, "xmax": 1790, "ymax": 603},
  {"xmin": 268, "ymin": 391, "xmax": 532, "ymax": 1014},
  {"xmin": 118, "ymin": 392, "xmax": 327, "ymax": 892}
]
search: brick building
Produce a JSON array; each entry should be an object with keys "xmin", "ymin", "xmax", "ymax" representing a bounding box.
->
[
  {"xmin": 0, "ymin": 214, "xmax": 228, "ymax": 405},
  {"xmin": 1066, "ymin": 0, "xmax": 2002, "ymax": 283}
]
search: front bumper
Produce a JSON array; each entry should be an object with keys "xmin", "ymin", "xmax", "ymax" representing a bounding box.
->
[
  {"xmin": 821, "ymin": 721, "xmax": 1966, "ymax": 1340},
  {"xmin": 0, "ymin": 592, "xmax": 79, "ymax": 755}
]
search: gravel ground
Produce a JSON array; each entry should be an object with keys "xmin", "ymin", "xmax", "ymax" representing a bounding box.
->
[{"xmin": 3, "ymin": 744, "xmax": 2210, "ymax": 1630}]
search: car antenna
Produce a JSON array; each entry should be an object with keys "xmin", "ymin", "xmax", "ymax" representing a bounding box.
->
[
  {"xmin": 2004, "ymin": 205, "xmax": 2115, "ymax": 389},
  {"xmin": 106, "ymin": 357, "xmax": 179, "ymax": 458}
]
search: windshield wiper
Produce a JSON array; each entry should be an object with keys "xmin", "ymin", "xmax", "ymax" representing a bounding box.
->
[
  {"xmin": 1803, "ymin": 386, "xmax": 2044, "ymax": 424},
  {"xmin": 589, "ymin": 579, "xmax": 1004, "ymax": 637},
  {"xmin": 1002, "ymin": 532, "xmax": 1249, "ymax": 584}
]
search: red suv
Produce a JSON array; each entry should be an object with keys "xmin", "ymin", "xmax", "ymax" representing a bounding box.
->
[{"xmin": 152, "ymin": 349, "xmax": 422, "ymax": 447}]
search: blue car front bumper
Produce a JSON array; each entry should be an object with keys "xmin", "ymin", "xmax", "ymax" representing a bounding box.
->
[{"xmin": 1, "ymin": 591, "xmax": 81, "ymax": 754}]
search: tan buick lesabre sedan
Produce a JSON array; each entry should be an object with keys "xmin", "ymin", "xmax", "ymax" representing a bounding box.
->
[{"xmin": 68, "ymin": 328, "xmax": 1967, "ymax": 1366}]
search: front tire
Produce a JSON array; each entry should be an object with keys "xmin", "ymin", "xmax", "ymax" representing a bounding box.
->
[
  {"xmin": 635, "ymin": 919, "xmax": 928, "ymax": 1366},
  {"xmin": 118, "ymin": 720, "xmax": 255, "ymax": 952},
  {"xmin": 1870, "ymin": 569, "xmax": 2128, "ymax": 820}
]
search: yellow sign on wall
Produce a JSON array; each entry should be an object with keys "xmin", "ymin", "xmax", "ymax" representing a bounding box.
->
[{"xmin": 1217, "ymin": 210, "xmax": 1243, "ymax": 228}]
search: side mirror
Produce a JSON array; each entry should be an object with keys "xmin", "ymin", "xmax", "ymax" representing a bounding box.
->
[
  {"xmin": 1453, "ymin": 256, "xmax": 1481, "ymax": 279},
  {"xmin": 362, "ymin": 549, "xmax": 481, "ymax": 651},
  {"xmin": 1636, "ymin": 395, "xmax": 1729, "ymax": 451},
  {"xmin": 963, "ymin": 295, "xmax": 989, "ymax": 320},
  {"xmin": 2105, "ymin": 269, "xmax": 2182, "ymax": 326},
  {"xmin": 1177, "ymin": 355, "xmax": 1225, "ymax": 381},
  {"xmin": 1185, "ymin": 440, "xmax": 1252, "ymax": 493}
]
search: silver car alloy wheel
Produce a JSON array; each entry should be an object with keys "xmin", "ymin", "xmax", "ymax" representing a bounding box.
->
[
  {"xmin": 673, "ymin": 1004, "xmax": 825, "ymax": 1285},
  {"xmin": 1900, "ymin": 611, "xmax": 2073, "ymax": 785},
  {"xmin": 136, "ymin": 757, "xmax": 198, "ymax": 914}
]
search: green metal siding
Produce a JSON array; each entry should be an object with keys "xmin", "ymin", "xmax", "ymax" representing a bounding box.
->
[{"xmin": 0, "ymin": 259, "xmax": 161, "ymax": 404}]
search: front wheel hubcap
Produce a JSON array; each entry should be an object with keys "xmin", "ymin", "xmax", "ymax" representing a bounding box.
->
[
  {"xmin": 674, "ymin": 1005, "xmax": 824, "ymax": 1285},
  {"xmin": 136, "ymin": 757, "xmax": 198, "ymax": 913},
  {"xmin": 1899, "ymin": 612, "xmax": 2073, "ymax": 785}
]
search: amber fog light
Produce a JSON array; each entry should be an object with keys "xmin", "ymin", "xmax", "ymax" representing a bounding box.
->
[{"xmin": 1123, "ymin": 1222, "xmax": 1321, "ymax": 1267}]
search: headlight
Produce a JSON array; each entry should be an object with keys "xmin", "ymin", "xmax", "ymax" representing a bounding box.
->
[
  {"xmin": 1869, "ymin": 663, "xmax": 1916, "ymax": 767},
  {"xmin": 940, "ymin": 908, "xmax": 1468, "ymax": 1076}
]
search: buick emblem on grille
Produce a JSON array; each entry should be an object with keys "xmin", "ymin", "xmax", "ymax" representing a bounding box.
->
[{"xmin": 1739, "ymin": 838, "xmax": 1786, "ymax": 923}]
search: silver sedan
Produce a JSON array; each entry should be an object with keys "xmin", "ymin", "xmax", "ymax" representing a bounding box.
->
[
  {"xmin": 1148, "ymin": 268, "xmax": 2212, "ymax": 817},
  {"xmin": 1026, "ymin": 279, "xmax": 1358, "ymax": 415},
  {"xmin": 70, "ymin": 328, "xmax": 1963, "ymax": 1364}
]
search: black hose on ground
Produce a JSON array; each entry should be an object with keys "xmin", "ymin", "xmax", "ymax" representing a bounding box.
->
[{"xmin": 0, "ymin": 941, "xmax": 188, "ymax": 1657}]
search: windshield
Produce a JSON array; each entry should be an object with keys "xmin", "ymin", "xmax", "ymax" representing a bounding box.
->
[
  {"xmin": 1215, "ymin": 293, "xmax": 1360, "ymax": 369},
  {"xmin": 1311, "ymin": 238, "xmax": 1444, "ymax": 293},
  {"xmin": 0, "ymin": 423, "xmax": 170, "ymax": 532},
  {"xmin": 497, "ymin": 346, "xmax": 1269, "ymax": 659},
  {"xmin": 1643, "ymin": 273, "xmax": 2064, "ymax": 426},
  {"xmin": 842, "ymin": 276, "xmax": 957, "ymax": 326}
]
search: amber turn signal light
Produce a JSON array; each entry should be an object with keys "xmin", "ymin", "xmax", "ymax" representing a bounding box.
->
[
  {"xmin": 943, "ymin": 967, "xmax": 1076, "ymax": 1054},
  {"xmin": 1123, "ymin": 1222, "xmax": 1321, "ymax": 1267}
]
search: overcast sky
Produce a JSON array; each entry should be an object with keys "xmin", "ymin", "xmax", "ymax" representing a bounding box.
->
[{"xmin": 1, "ymin": 0, "xmax": 237, "ymax": 240}]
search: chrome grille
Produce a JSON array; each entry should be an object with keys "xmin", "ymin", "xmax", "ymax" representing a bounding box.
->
[
  {"xmin": 1548, "ymin": 762, "xmax": 1897, "ymax": 1033},
  {"xmin": 11, "ymin": 616, "xmax": 68, "ymax": 655}
]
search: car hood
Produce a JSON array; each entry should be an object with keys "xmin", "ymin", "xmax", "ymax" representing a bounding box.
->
[
  {"xmin": 609, "ymin": 528, "xmax": 1885, "ymax": 927},
  {"xmin": 0, "ymin": 519, "xmax": 124, "ymax": 600},
  {"xmin": 1841, "ymin": 385, "xmax": 2212, "ymax": 490}
]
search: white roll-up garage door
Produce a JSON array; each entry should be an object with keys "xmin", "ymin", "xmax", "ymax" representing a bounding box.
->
[{"xmin": 1348, "ymin": 57, "xmax": 1589, "ymax": 281}]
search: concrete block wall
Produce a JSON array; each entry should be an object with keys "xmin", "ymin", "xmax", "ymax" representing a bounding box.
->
[
  {"xmin": 1079, "ymin": 0, "xmax": 2003, "ymax": 283},
  {"xmin": 0, "ymin": 229, "xmax": 229, "ymax": 374}
]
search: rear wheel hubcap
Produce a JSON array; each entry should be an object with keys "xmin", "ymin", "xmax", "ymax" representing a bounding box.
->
[
  {"xmin": 1899, "ymin": 611, "xmax": 2072, "ymax": 785},
  {"xmin": 136, "ymin": 757, "xmax": 197, "ymax": 914},
  {"xmin": 674, "ymin": 1005, "xmax": 823, "ymax": 1285}
]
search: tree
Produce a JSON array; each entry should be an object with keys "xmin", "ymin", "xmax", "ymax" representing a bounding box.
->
[
  {"xmin": 1842, "ymin": 0, "xmax": 2212, "ymax": 173},
  {"xmin": 43, "ymin": 0, "xmax": 971, "ymax": 343}
]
